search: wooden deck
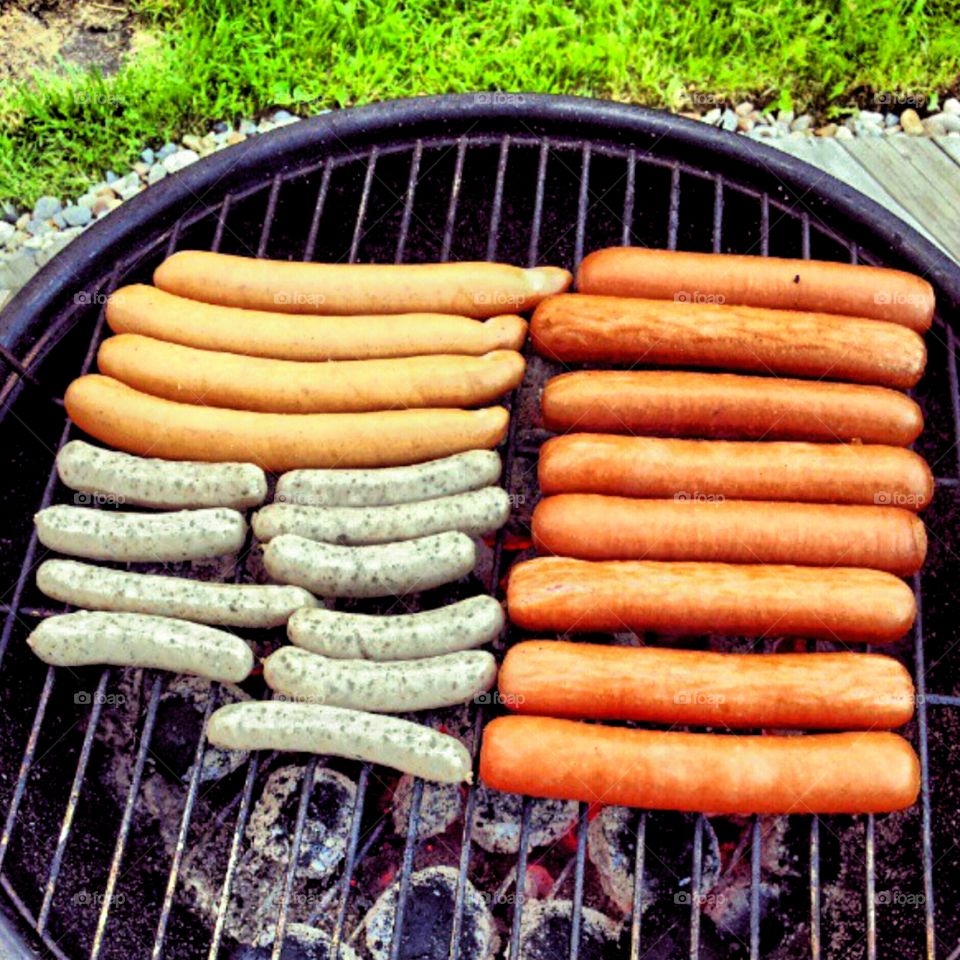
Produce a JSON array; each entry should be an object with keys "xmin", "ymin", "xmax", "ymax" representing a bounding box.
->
[{"xmin": 770, "ymin": 136, "xmax": 960, "ymax": 262}]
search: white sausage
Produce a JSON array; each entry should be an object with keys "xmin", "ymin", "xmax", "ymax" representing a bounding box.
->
[
  {"xmin": 56, "ymin": 440, "xmax": 267, "ymax": 509},
  {"xmin": 253, "ymin": 487, "xmax": 510, "ymax": 545},
  {"xmin": 36, "ymin": 559, "xmax": 316, "ymax": 628},
  {"xmin": 262, "ymin": 532, "xmax": 476, "ymax": 598},
  {"xmin": 206, "ymin": 701, "xmax": 472, "ymax": 783},
  {"xmin": 275, "ymin": 450, "xmax": 502, "ymax": 506},
  {"xmin": 28, "ymin": 611, "xmax": 253, "ymax": 682},
  {"xmin": 34, "ymin": 505, "xmax": 247, "ymax": 562},
  {"xmin": 288, "ymin": 595, "xmax": 504, "ymax": 660},
  {"xmin": 263, "ymin": 646, "xmax": 498, "ymax": 712}
]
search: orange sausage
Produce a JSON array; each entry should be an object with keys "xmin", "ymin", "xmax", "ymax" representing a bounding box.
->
[
  {"xmin": 106, "ymin": 285, "xmax": 529, "ymax": 360},
  {"xmin": 506, "ymin": 557, "xmax": 916, "ymax": 643},
  {"xmin": 499, "ymin": 640, "xmax": 916, "ymax": 729},
  {"xmin": 540, "ymin": 370, "xmax": 924, "ymax": 445},
  {"xmin": 479, "ymin": 717, "xmax": 920, "ymax": 814},
  {"xmin": 577, "ymin": 247, "xmax": 935, "ymax": 332},
  {"xmin": 154, "ymin": 251, "xmax": 572, "ymax": 318},
  {"xmin": 538, "ymin": 434, "xmax": 933, "ymax": 512},
  {"xmin": 64, "ymin": 375, "xmax": 509, "ymax": 472},
  {"xmin": 98, "ymin": 334, "xmax": 526, "ymax": 413},
  {"xmin": 531, "ymin": 294, "xmax": 926, "ymax": 388},
  {"xmin": 531, "ymin": 495, "xmax": 927, "ymax": 575}
]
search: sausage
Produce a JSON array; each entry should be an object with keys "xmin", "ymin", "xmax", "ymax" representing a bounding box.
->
[
  {"xmin": 577, "ymin": 247, "xmax": 935, "ymax": 332},
  {"xmin": 263, "ymin": 532, "xmax": 476, "ymax": 598},
  {"xmin": 506, "ymin": 558, "xmax": 916, "ymax": 643},
  {"xmin": 56, "ymin": 440, "xmax": 267, "ymax": 509},
  {"xmin": 153, "ymin": 251, "xmax": 572, "ymax": 318},
  {"xmin": 34, "ymin": 504, "xmax": 246, "ymax": 562},
  {"xmin": 28, "ymin": 611, "xmax": 253, "ymax": 682},
  {"xmin": 107, "ymin": 285, "xmax": 529, "ymax": 359},
  {"xmin": 253, "ymin": 488, "xmax": 511, "ymax": 544},
  {"xmin": 98, "ymin": 334, "xmax": 526, "ymax": 413},
  {"xmin": 531, "ymin": 495, "xmax": 927, "ymax": 575},
  {"xmin": 263, "ymin": 646, "xmax": 498, "ymax": 712},
  {"xmin": 65, "ymin": 376, "xmax": 509, "ymax": 472},
  {"xmin": 540, "ymin": 370, "xmax": 924, "ymax": 445},
  {"xmin": 479, "ymin": 717, "xmax": 920, "ymax": 814},
  {"xmin": 499, "ymin": 640, "xmax": 916, "ymax": 729},
  {"xmin": 530, "ymin": 294, "xmax": 926, "ymax": 388},
  {"xmin": 538, "ymin": 434, "xmax": 933, "ymax": 511},
  {"xmin": 206, "ymin": 701, "xmax": 473, "ymax": 783},
  {"xmin": 36, "ymin": 559, "xmax": 316, "ymax": 628},
  {"xmin": 288, "ymin": 595, "xmax": 504, "ymax": 660},
  {"xmin": 276, "ymin": 451, "xmax": 502, "ymax": 507}
]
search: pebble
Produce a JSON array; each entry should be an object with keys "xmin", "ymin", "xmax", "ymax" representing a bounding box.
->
[
  {"xmin": 26, "ymin": 219, "xmax": 51, "ymax": 237},
  {"xmin": 900, "ymin": 109, "xmax": 924, "ymax": 136},
  {"xmin": 944, "ymin": 98, "xmax": 960, "ymax": 115},
  {"xmin": 719, "ymin": 108, "xmax": 738, "ymax": 132},
  {"xmin": 1, "ymin": 202, "xmax": 18, "ymax": 224},
  {"xmin": 239, "ymin": 119, "xmax": 258, "ymax": 135},
  {"xmin": 923, "ymin": 116, "xmax": 946, "ymax": 137},
  {"xmin": 162, "ymin": 149, "xmax": 200, "ymax": 174},
  {"xmin": 147, "ymin": 163, "xmax": 168, "ymax": 184},
  {"xmin": 181, "ymin": 134, "xmax": 204, "ymax": 152},
  {"xmin": 816, "ymin": 123, "xmax": 838, "ymax": 137},
  {"xmin": 15, "ymin": 214, "xmax": 29, "ymax": 230},
  {"xmin": 924, "ymin": 112, "xmax": 960, "ymax": 134},
  {"xmin": 776, "ymin": 109, "xmax": 795, "ymax": 125},
  {"xmin": 884, "ymin": 111, "xmax": 900, "ymax": 127},
  {"xmin": 702, "ymin": 107, "xmax": 722, "ymax": 125},
  {"xmin": 857, "ymin": 121, "xmax": 882, "ymax": 137},
  {"xmin": 791, "ymin": 114, "xmax": 814, "ymax": 132},
  {"xmin": 105, "ymin": 170, "xmax": 118, "ymax": 184},
  {"xmin": 62, "ymin": 205, "xmax": 92, "ymax": 227},
  {"xmin": 212, "ymin": 120, "xmax": 229, "ymax": 134},
  {"xmin": 835, "ymin": 125, "xmax": 854, "ymax": 140},
  {"xmin": 140, "ymin": 147, "xmax": 156, "ymax": 165},
  {"xmin": 133, "ymin": 161, "xmax": 150, "ymax": 178},
  {"xmin": 858, "ymin": 110, "xmax": 884, "ymax": 125},
  {"xmin": 113, "ymin": 171, "xmax": 142, "ymax": 201},
  {"xmin": 91, "ymin": 195, "xmax": 122, "ymax": 217},
  {"xmin": 0, "ymin": 222, "xmax": 15, "ymax": 244},
  {"xmin": 883, "ymin": 125, "xmax": 903, "ymax": 136},
  {"xmin": 33, "ymin": 195, "xmax": 62, "ymax": 220},
  {"xmin": 226, "ymin": 131, "xmax": 246, "ymax": 145},
  {"xmin": 735, "ymin": 101, "xmax": 754, "ymax": 117},
  {"xmin": 157, "ymin": 142, "xmax": 178, "ymax": 161},
  {"xmin": 737, "ymin": 116, "xmax": 754, "ymax": 132}
]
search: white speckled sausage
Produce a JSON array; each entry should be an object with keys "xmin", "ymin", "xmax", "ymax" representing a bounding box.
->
[
  {"xmin": 206, "ymin": 701, "xmax": 473, "ymax": 783},
  {"xmin": 36, "ymin": 559, "xmax": 316, "ymax": 628},
  {"xmin": 262, "ymin": 532, "xmax": 476, "ymax": 598},
  {"xmin": 253, "ymin": 487, "xmax": 511, "ymax": 545},
  {"xmin": 264, "ymin": 646, "xmax": 498, "ymax": 712},
  {"xmin": 34, "ymin": 505, "xmax": 247, "ymax": 562},
  {"xmin": 275, "ymin": 451, "xmax": 502, "ymax": 507},
  {"xmin": 288, "ymin": 595, "xmax": 504, "ymax": 660},
  {"xmin": 28, "ymin": 611, "xmax": 253, "ymax": 682},
  {"xmin": 56, "ymin": 440, "xmax": 267, "ymax": 509}
]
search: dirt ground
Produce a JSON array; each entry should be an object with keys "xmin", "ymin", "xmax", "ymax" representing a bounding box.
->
[{"xmin": 0, "ymin": 0, "xmax": 154, "ymax": 83}]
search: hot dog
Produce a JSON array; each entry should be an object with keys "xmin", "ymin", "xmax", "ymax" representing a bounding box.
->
[
  {"xmin": 64, "ymin": 376, "xmax": 509, "ymax": 471},
  {"xmin": 107, "ymin": 285, "xmax": 528, "ymax": 359},
  {"xmin": 98, "ymin": 334, "xmax": 526, "ymax": 413},
  {"xmin": 540, "ymin": 370, "xmax": 924, "ymax": 445},
  {"xmin": 153, "ymin": 251, "xmax": 571, "ymax": 318},
  {"xmin": 479, "ymin": 717, "xmax": 920, "ymax": 814},
  {"xmin": 207, "ymin": 701, "xmax": 473, "ymax": 783},
  {"xmin": 532, "ymin": 495, "xmax": 927, "ymax": 575},
  {"xmin": 506, "ymin": 558, "xmax": 916, "ymax": 643},
  {"xmin": 499, "ymin": 640, "xmax": 915, "ymax": 729},
  {"xmin": 56, "ymin": 440, "xmax": 268, "ymax": 509},
  {"xmin": 531, "ymin": 294, "xmax": 926, "ymax": 388},
  {"xmin": 538, "ymin": 434, "xmax": 933, "ymax": 511},
  {"xmin": 577, "ymin": 247, "xmax": 935, "ymax": 332}
]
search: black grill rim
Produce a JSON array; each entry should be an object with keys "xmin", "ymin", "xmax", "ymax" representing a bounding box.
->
[{"xmin": 3, "ymin": 92, "xmax": 959, "ymax": 363}]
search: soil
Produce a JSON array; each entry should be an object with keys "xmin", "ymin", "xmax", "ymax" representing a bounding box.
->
[{"xmin": 0, "ymin": 0, "xmax": 155, "ymax": 84}]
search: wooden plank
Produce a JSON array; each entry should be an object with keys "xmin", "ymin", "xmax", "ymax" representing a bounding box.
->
[
  {"xmin": 932, "ymin": 134, "xmax": 960, "ymax": 167},
  {"xmin": 882, "ymin": 136, "xmax": 960, "ymax": 211},
  {"xmin": 770, "ymin": 138, "xmax": 939, "ymax": 246},
  {"xmin": 837, "ymin": 138, "xmax": 960, "ymax": 261}
]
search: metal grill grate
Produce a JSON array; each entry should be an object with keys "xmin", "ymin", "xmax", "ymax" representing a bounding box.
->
[{"xmin": 0, "ymin": 96, "xmax": 957, "ymax": 960}]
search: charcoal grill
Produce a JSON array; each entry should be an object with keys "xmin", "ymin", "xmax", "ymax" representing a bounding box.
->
[{"xmin": 1, "ymin": 93, "xmax": 959, "ymax": 960}]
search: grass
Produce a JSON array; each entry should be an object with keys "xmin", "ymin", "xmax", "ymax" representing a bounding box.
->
[{"xmin": 2, "ymin": 0, "xmax": 960, "ymax": 205}]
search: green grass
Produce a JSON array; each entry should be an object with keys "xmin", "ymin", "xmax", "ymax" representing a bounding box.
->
[{"xmin": 2, "ymin": 0, "xmax": 960, "ymax": 205}]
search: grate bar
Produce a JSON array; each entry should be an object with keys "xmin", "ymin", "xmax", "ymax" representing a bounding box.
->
[
  {"xmin": 37, "ymin": 668, "xmax": 112, "ymax": 933},
  {"xmin": 90, "ymin": 675, "xmax": 164, "ymax": 960},
  {"xmin": 688, "ymin": 815, "xmax": 704, "ymax": 959},
  {"xmin": 349, "ymin": 147, "xmax": 380, "ymax": 263},
  {"xmin": 621, "ymin": 150, "xmax": 636, "ymax": 247},
  {"xmin": 628, "ymin": 812, "xmax": 647, "ymax": 960},
  {"xmin": 441, "ymin": 138, "xmax": 468, "ymax": 262},
  {"xmin": 303, "ymin": 160, "xmax": 334, "ymax": 263},
  {"xmin": 865, "ymin": 814, "xmax": 877, "ymax": 960},
  {"xmin": 486, "ymin": 136, "xmax": 511, "ymax": 261},
  {"xmin": 395, "ymin": 142, "xmax": 424, "ymax": 264},
  {"xmin": 759, "ymin": 194, "xmax": 770, "ymax": 257},
  {"xmin": 329, "ymin": 764, "xmax": 371, "ymax": 956},
  {"xmin": 567, "ymin": 804, "xmax": 590, "ymax": 960},
  {"xmin": 270, "ymin": 756, "xmax": 320, "ymax": 960},
  {"xmin": 387, "ymin": 777, "xmax": 425, "ymax": 960},
  {"xmin": 507, "ymin": 799, "xmax": 535, "ymax": 960},
  {"xmin": 667, "ymin": 165, "xmax": 680, "ymax": 250},
  {"xmin": 749, "ymin": 817, "xmax": 762, "ymax": 960},
  {"xmin": 573, "ymin": 144, "xmax": 592, "ymax": 271},
  {"xmin": 527, "ymin": 141, "xmax": 549, "ymax": 267},
  {"xmin": 712, "ymin": 176, "xmax": 724, "ymax": 253},
  {"xmin": 810, "ymin": 817, "xmax": 821, "ymax": 960},
  {"xmin": 256, "ymin": 177, "xmax": 283, "ymax": 258}
]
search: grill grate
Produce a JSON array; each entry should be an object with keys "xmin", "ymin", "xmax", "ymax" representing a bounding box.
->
[{"xmin": 0, "ymin": 97, "xmax": 956, "ymax": 959}]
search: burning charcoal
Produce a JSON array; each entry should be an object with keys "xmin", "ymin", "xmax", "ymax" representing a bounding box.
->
[
  {"xmin": 588, "ymin": 808, "xmax": 721, "ymax": 916},
  {"xmin": 517, "ymin": 899, "xmax": 623, "ymax": 960},
  {"xmin": 230, "ymin": 923, "xmax": 359, "ymax": 960},
  {"xmin": 471, "ymin": 783, "xmax": 579, "ymax": 855},
  {"xmin": 392, "ymin": 774, "xmax": 464, "ymax": 840},
  {"xmin": 246, "ymin": 765, "xmax": 356, "ymax": 881},
  {"xmin": 152, "ymin": 676, "xmax": 250, "ymax": 782},
  {"xmin": 364, "ymin": 865, "xmax": 498, "ymax": 960}
]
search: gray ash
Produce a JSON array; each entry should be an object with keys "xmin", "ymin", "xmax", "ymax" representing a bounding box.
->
[
  {"xmin": 517, "ymin": 899, "xmax": 624, "ymax": 960},
  {"xmin": 471, "ymin": 783, "xmax": 579, "ymax": 855},
  {"xmin": 230, "ymin": 923, "xmax": 359, "ymax": 960}
]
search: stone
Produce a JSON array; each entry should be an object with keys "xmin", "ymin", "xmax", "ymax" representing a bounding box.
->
[
  {"xmin": 702, "ymin": 107, "xmax": 722, "ymax": 125},
  {"xmin": 776, "ymin": 109, "xmax": 795, "ymax": 125},
  {"xmin": 719, "ymin": 108, "xmax": 738, "ymax": 132},
  {"xmin": 62, "ymin": 205, "xmax": 92, "ymax": 227},
  {"xmin": 815, "ymin": 123, "xmax": 838, "ymax": 137},
  {"xmin": 0, "ymin": 222, "xmax": 15, "ymax": 244},
  {"xmin": 226, "ymin": 131, "xmax": 246, "ymax": 145},
  {"xmin": 924, "ymin": 112, "xmax": 960, "ymax": 134},
  {"xmin": 943, "ymin": 98, "xmax": 960, "ymax": 115},
  {"xmin": 884, "ymin": 111, "xmax": 900, "ymax": 127},
  {"xmin": 883, "ymin": 125, "xmax": 902, "ymax": 135},
  {"xmin": 212, "ymin": 120, "xmax": 230, "ymax": 134},
  {"xmin": 181, "ymin": 134, "xmax": 204, "ymax": 152},
  {"xmin": 147, "ymin": 163, "xmax": 167, "ymax": 184},
  {"xmin": 162, "ymin": 149, "xmax": 200, "ymax": 174},
  {"xmin": 15, "ymin": 214, "xmax": 30, "ymax": 230},
  {"xmin": 105, "ymin": 170, "xmax": 118, "ymax": 183},
  {"xmin": 133, "ymin": 161, "xmax": 150, "ymax": 177},
  {"xmin": 26, "ymin": 219, "xmax": 51, "ymax": 236},
  {"xmin": 239, "ymin": 119, "xmax": 257, "ymax": 135},
  {"xmin": 0, "ymin": 253, "xmax": 38, "ymax": 287},
  {"xmin": 858, "ymin": 110, "xmax": 884, "ymax": 125},
  {"xmin": 52, "ymin": 212, "xmax": 67, "ymax": 228},
  {"xmin": 791, "ymin": 114, "xmax": 813, "ymax": 131},
  {"xmin": 140, "ymin": 147, "xmax": 156, "ymax": 164},
  {"xmin": 923, "ymin": 116, "xmax": 947, "ymax": 136},
  {"xmin": 157, "ymin": 141, "xmax": 178, "ymax": 160},
  {"xmin": 737, "ymin": 116, "xmax": 755, "ymax": 132},
  {"xmin": 33, "ymin": 195, "xmax": 62, "ymax": 220},
  {"xmin": 113, "ymin": 171, "xmax": 143, "ymax": 200},
  {"xmin": 92, "ymin": 195, "xmax": 122, "ymax": 217},
  {"xmin": 900, "ymin": 108, "xmax": 924, "ymax": 135},
  {"xmin": 835, "ymin": 125, "xmax": 854, "ymax": 140},
  {"xmin": 1, "ymin": 202, "xmax": 18, "ymax": 224},
  {"xmin": 735, "ymin": 101, "xmax": 754, "ymax": 116}
]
